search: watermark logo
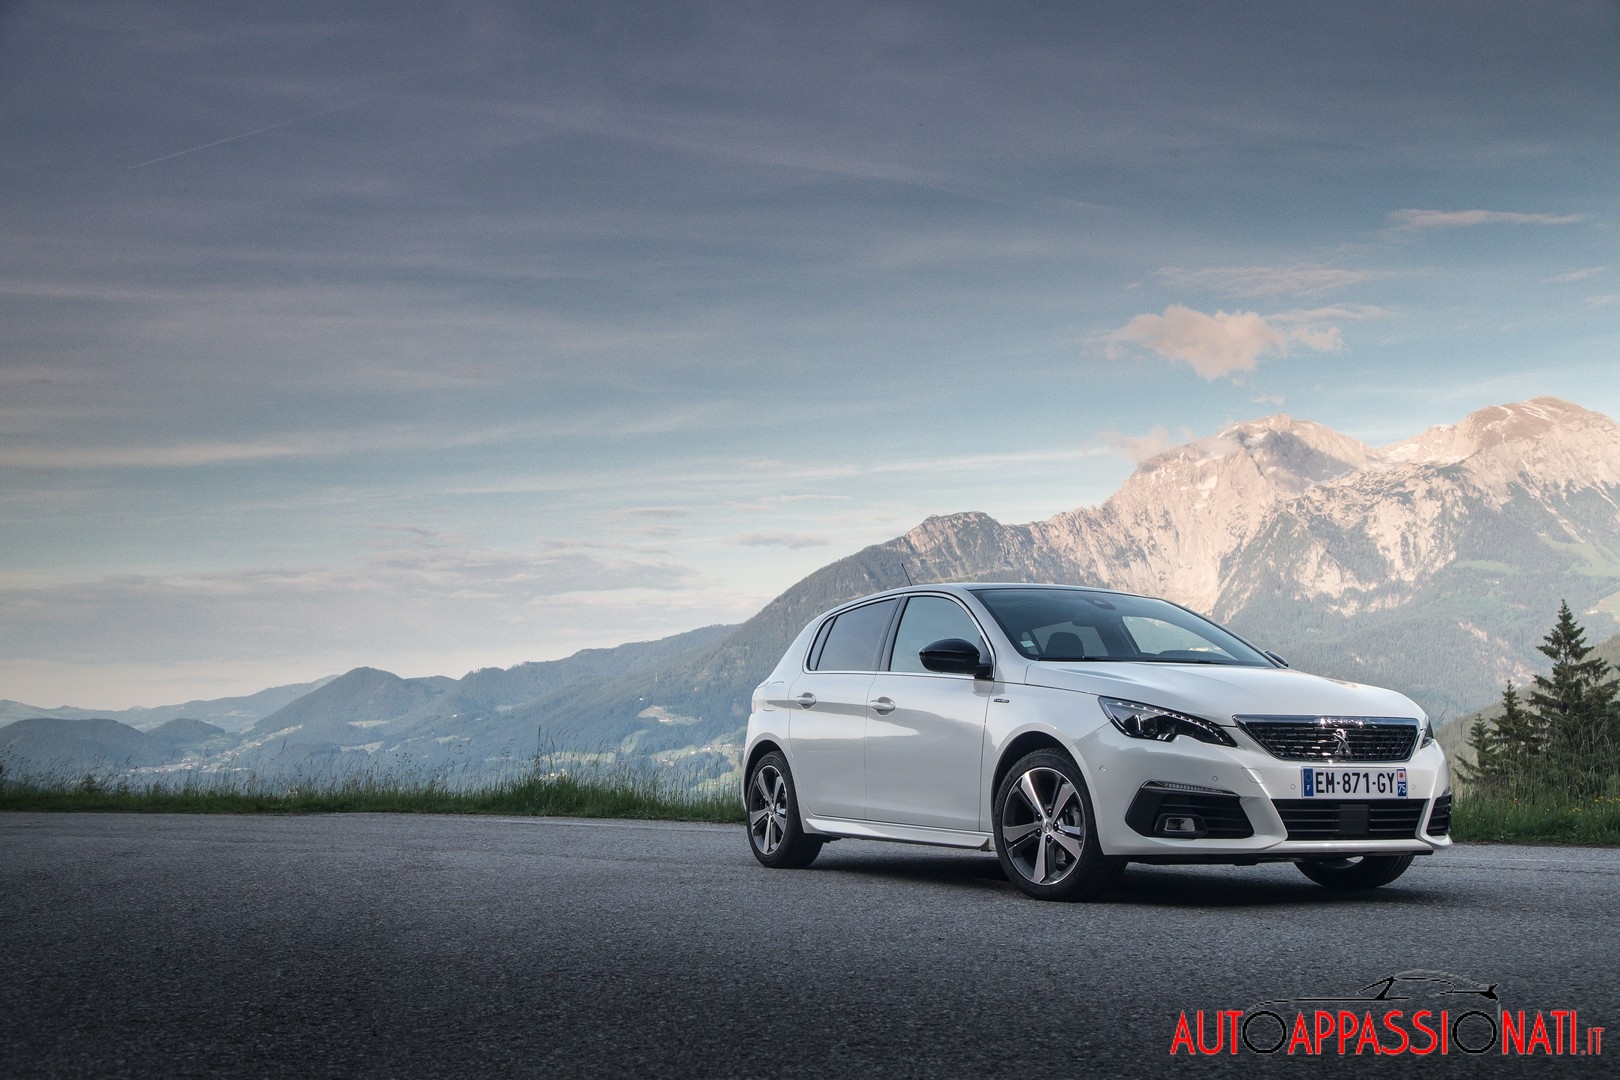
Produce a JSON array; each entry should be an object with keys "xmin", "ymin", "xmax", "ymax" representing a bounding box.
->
[{"xmin": 1171, "ymin": 970, "xmax": 1603, "ymax": 1057}]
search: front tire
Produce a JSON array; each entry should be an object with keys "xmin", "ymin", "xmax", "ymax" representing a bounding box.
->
[
  {"xmin": 1296, "ymin": 854, "xmax": 1413, "ymax": 890},
  {"xmin": 745, "ymin": 752, "xmax": 824, "ymax": 869},
  {"xmin": 993, "ymin": 750, "xmax": 1123, "ymax": 901}
]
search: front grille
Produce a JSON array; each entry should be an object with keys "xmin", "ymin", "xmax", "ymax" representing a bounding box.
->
[
  {"xmin": 1236, "ymin": 716, "xmax": 1419, "ymax": 762},
  {"xmin": 1125, "ymin": 785, "xmax": 1253, "ymax": 839},
  {"xmin": 1426, "ymin": 792, "xmax": 1452, "ymax": 836},
  {"xmin": 1273, "ymin": 799, "xmax": 1426, "ymax": 840}
]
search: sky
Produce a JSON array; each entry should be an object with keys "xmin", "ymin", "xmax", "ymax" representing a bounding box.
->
[{"xmin": 2, "ymin": 1, "xmax": 1618, "ymax": 708}]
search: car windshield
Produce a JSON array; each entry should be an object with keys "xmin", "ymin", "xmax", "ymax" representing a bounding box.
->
[{"xmin": 969, "ymin": 587, "xmax": 1270, "ymax": 666}]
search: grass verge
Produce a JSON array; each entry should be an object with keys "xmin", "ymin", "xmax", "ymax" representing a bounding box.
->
[
  {"xmin": 1452, "ymin": 791, "xmax": 1620, "ymax": 845},
  {"xmin": 0, "ymin": 767, "xmax": 747, "ymax": 824},
  {"xmin": 6, "ymin": 768, "xmax": 1614, "ymax": 845}
]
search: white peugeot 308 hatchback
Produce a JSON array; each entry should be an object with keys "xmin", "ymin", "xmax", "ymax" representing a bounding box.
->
[{"xmin": 743, "ymin": 583, "xmax": 1450, "ymax": 901}]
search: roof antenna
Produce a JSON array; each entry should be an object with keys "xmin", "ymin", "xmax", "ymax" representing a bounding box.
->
[{"xmin": 899, "ymin": 558, "xmax": 914, "ymax": 586}]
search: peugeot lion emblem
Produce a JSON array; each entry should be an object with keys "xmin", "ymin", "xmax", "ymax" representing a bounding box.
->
[{"xmin": 1331, "ymin": 726, "xmax": 1353, "ymax": 758}]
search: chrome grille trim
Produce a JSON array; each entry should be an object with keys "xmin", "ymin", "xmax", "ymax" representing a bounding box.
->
[{"xmin": 1234, "ymin": 715, "xmax": 1420, "ymax": 762}]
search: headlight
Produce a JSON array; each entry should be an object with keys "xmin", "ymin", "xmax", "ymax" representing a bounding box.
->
[
  {"xmin": 1099, "ymin": 696, "xmax": 1236, "ymax": 746},
  {"xmin": 1419, "ymin": 716, "xmax": 1434, "ymax": 747}
]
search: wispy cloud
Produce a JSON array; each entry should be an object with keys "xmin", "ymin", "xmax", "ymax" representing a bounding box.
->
[
  {"xmin": 0, "ymin": 535, "xmax": 711, "ymax": 670},
  {"xmin": 126, "ymin": 96, "xmax": 376, "ymax": 170},
  {"xmin": 0, "ymin": 426, "xmax": 520, "ymax": 470},
  {"xmin": 1102, "ymin": 305, "xmax": 1347, "ymax": 381},
  {"xmin": 615, "ymin": 506, "xmax": 692, "ymax": 519},
  {"xmin": 1389, "ymin": 209, "xmax": 1585, "ymax": 230},
  {"xmin": 725, "ymin": 532, "xmax": 829, "ymax": 549},
  {"xmin": 1549, "ymin": 267, "xmax": 1606, "ymax": 283},
  {"xmin": 1158, "ymin": 264, "xmax": 1379, "ymax": 298},
  {"xmin": 723, "ymin": 494, "xmax": 855, "ymax": 514},
  {"xmin": 1103, "ymin": 425, "xmax": 1189, "ymax": 464},
  {"xmin": 1, "ymin": 438, "xmax": 312, "ymax": 469},
  {"xmin": 0, "ymin": 404, "xmax": 726, "ymax": 470}
]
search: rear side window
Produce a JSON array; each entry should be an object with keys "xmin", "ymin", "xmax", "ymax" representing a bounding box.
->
[{"xmin": 809, "ymin": 599, "xmax": 899, "ymax": 672}]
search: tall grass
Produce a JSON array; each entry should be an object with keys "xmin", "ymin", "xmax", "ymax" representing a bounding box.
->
[
  {"xmin": 1450, "ymin": 757, "xmax": 1620, "ymax": 844},
  {"xmin": 1452, "ymin": 789, "xmax": 1620, "ymax": 845},
  {"xmin": 7, "ymin": 759, "xmax": 1614, "ymax": 845},
  {"xmin": 0, "ymin": 757, "xmax": 746, "ymax": 823}
]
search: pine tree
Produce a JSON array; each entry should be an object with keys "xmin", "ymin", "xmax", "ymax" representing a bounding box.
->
[
  {"xmin": 1493, "ymin": 681, "xmax": 1545, "ymax": 778},
  {"xmin": 1459, "ymin": 711, "xmax": 1502, "ymax": 788},
  {"xmin": 1459, "ymin": 682, "xmax": 1541, "ymax": 791},
  {"xmin": 1526, "ymin": 600, "xmax": 1620, "ymax": 794}
]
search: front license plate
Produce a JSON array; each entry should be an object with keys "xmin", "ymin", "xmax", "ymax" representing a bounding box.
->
[{"xmin": 1302, "ymin": 767, "xmax": 1407, "ymax": 798}]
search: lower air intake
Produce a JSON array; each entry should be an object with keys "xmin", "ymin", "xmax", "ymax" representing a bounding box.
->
[{"xmin": 1272, "ymin": 799, "xmax": 1426, "ymax": 841}]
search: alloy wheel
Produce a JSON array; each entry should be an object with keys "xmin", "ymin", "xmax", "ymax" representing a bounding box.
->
[
  {"xmin": 748, "ymin": 764, "xmax": 790, "ymax": 856},
  {"xmin": 1000, "ymin": 765, "xmax": 1088, "ymax": 886}
]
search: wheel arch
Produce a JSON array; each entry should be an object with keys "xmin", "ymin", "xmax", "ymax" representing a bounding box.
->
[
  {"xmin": 991, "ymin": 730, "xmax": 1076, "ymax": 804},
  {"xmin": 744, "ymin": 738, "xmax": 785, "ymax": 781}
]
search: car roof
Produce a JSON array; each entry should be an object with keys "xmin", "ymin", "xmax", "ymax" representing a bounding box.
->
[{"xmin": 828, "ymin": 581, "xmax": 1148, "ymax": 611}]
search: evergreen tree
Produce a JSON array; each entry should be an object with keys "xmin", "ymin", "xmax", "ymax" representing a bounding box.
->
[
  {"xmin": 1526, "ymin": 600, "xmax": 1620, "ymax": 794},
  {"xmin": 1459, "ymin": 709, "xmax": 1503, "ymax": 788},
  {"xmin": 1460, "ymin": 682, "xmax": 1542, "ymax": 791},
  {"xmin": 1493, "ymin": 681, "xmax": 1545, "ymax": 777}
]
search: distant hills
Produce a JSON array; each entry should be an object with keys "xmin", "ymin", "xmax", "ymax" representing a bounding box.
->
[
  {"xmin": 0, "ymin": 676, "xmax": 339, "ymax": 733},
  {"xmin": 2, "ymin": 624, "xmax": 734, "ymax": 780},
  {"xmin": 0, "ymin": 716, "xmax": 232, "ymax": 773},
  {"xmin": 5, "ymin": 396, "xmax": 1619, "ymax": 784}
]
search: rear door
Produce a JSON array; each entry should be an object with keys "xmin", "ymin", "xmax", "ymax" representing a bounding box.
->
[
  {"xmin": 863, "ymin": 594, "xmax": 993, "ymax": 832},
  {"xmin": 786, "ymin": 598, "xmax": 899, "ymax": 822}
]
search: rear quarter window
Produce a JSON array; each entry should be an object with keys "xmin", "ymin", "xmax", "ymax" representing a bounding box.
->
[{"xmin": 809, "ymin": 599, "xmax": 900, "ymax": 672}]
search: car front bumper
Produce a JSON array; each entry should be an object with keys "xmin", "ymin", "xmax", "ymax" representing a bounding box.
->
[{"xmin": 1077, "ymin": 721, "xmax": 1452, "ymax": 860}]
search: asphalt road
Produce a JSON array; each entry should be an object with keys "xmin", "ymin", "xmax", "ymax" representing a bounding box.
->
[{"xmin": 1, "ymin": 814, "xmax": 1615, "ymax": 1078}]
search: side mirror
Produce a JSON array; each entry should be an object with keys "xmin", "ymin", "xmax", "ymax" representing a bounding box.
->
[
  {"xmin": 919, "ymin": 638, "xmax": 993, "ymax": 679},
  {"xmin": 1264, "ymin": 650, "xmax": 1289, "ymax": 668}
]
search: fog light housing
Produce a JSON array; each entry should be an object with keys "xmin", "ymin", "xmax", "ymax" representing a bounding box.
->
[{"xmin": 1157, "ymin": 814, "xmax": 1206, "ymax": 837}]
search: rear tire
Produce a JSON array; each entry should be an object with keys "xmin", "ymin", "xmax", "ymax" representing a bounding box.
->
[
  {"xmin": 745, "ymin": 751, "xmax": 824, "ymax": 869},
  {"xmin": 993, "ymin": 750, "xmax": 1123, "ymax": 901},
  {"xmin": 1296, "ymin": 854, "xmax": 1413, "ymax": 890}
]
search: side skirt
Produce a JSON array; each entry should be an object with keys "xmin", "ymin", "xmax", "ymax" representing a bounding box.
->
[{"xmin": 801, "ymin": 814, "xmax": 994, "ymax": 851}]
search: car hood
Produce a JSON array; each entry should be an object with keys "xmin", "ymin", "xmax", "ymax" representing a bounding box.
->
[{"xmin": 1018, "ymin": 662, "xmax": 1424, "ymax": 724}]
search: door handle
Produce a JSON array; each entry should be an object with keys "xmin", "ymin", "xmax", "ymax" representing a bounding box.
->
[
  {"xmin": 869, "ymin": 697, "xmax": 896, "ymax": 715},
  {"xmin": 794, "ymin": 692, "xmax": 817, "ymax": 708}
]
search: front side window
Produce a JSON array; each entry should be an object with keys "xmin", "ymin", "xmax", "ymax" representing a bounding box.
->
[
  {"xmin": 809, "ymin": 599, "xmax": 899, "ymax": 672},
  {"xmin": 970, "ymin": 588, "xmax": 1268, "ymax": 666},
  {"xmin": 888, "ymin": 596, "xmax": 987, "ymax": 673}
]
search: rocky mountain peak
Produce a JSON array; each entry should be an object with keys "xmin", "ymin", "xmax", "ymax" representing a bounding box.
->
[
  {"xmin": 1381, "ymin": 396, "xmax": 1620, "ymax": 490},
  {"xmin": 1123, "ymin": 414, "xmax": 1372, "ymax": 498},
  {"xmin": 1219, "ymin": 415, "xmax": 1375, "ymax": 495}
]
